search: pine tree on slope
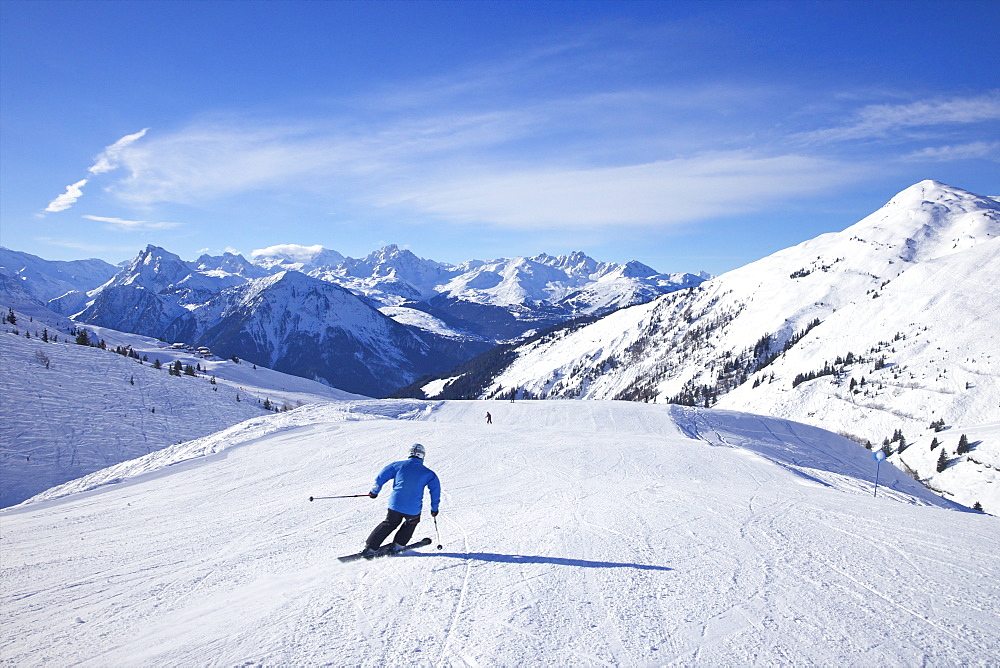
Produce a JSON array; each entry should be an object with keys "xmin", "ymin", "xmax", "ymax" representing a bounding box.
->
[{"xmin": 936, "ymin": 449, "xmax": 949, "ymax": 473}]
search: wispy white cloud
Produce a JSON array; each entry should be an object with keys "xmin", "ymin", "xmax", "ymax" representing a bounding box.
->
[
  {"xmin": 81, "ymin": 71, "xmax": 995, "ymax": 234},
  {"xmin": 101, "ymin": 114, "xmax": 863, "ymax": 229},
  {"xmin": 108, "ymin": 123, "xmax": 356, "ymax": 205},
  {"xmin": 902, "ymin": 141, "xmax": 1000, "ymax": 162},
  {"xmin": 90, "ymin": 78, "xmax": 804, "ymax": 229},
  {"xmin": 105, "ymin": 112, "xmax": 537, "ymax": 206},
  {"xmin": 82, "ymin": 214, "xmax": 181, "ymax": 231},
  {"xmin": 41, "ymin": 129, "xmax": 150, "ymax": 214},
  {"xmin": 251, "ymin": 244, "xmax": 326, "ymax": 262},
  {"xmin": 379, "ymin": 152, "xmax": 861, "ymax": 228},
  {"xmin": 44, "ymin": 179, "xmax": 89, "ymax": 213},
  {"xmin": 797, "ymin": 92, "xmax": 1000, "ymax": 144},
  {"xmin": 89, "ymin": 128, "xmax": 149, "ymax": 174}
]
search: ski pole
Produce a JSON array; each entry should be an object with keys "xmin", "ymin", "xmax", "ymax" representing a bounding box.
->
[
  {"xmin": 433, "ymin": 514, "xmax": 443, "ymax": 550},
  {"xmin": 309, "ymin": 494, "xmax": 371, "ymax": 501}
]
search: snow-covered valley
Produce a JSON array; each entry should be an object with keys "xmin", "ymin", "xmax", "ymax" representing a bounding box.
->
[{"xmin": 2, "ymin": 399, "xmax": 996, "ymax": 665}]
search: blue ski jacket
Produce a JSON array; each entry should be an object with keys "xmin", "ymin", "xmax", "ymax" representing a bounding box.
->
[{"xmin": 371, "ymin": 457, "xmax": 441, "ymax": 516}]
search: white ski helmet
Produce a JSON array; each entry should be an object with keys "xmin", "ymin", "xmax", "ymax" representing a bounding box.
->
[{"xmin": 409, "ymin": 443, "xmax": 426, "ymax": 460}]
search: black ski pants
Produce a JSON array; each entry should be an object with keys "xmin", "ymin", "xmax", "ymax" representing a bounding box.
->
[{"xmin": 366, "ymin": 509, "xmax": 420, "ymax": 549}]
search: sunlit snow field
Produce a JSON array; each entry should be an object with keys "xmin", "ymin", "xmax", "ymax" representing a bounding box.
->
[{"xmin": 2, "ymin": 399, "xmax": 997, "ymax": 665}]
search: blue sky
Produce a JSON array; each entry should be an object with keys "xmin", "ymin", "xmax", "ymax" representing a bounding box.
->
[{"xmin": 1, "ymin": 0, "xmax": 998, "ymax": 276}]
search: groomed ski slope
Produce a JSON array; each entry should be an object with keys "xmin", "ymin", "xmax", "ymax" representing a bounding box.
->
[{"xmin": 2, "ymin": 400, "xmax": 997, "ymax": 665}]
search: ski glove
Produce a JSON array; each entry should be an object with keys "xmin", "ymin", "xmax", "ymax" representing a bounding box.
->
[
  {"xmin": 369, "ymin": 492, "xmax": 378, "ymax": 498},
  {"xmin": 431, "ymin": 510, "xmax": 439, "ymax": 517}
]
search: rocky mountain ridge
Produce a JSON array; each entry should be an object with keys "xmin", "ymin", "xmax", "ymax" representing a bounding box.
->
[{"xmin": 3, "ymin": 244, "xmax": 701, "ymax": 396}]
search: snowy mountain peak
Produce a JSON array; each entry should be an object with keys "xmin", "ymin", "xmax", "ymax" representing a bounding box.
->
[
  {"xmin": 617, "ymin": 260, "xmax": 660, "ymax": 279},
  {"xmin": 195, "ymin": 251, "xmax": 265, "ymax": 279},
  {"xmin": 107, "ymin": 246, "xmax": 256, "ymax": 300},
  {"xmin": 117, "ymin": 245, "xmax": 191, "ymax": 291},
  {"xmin": 840, "ymin": 180, "xmax": 1000, "ymax": 266},
  {"xmin": 254, "ymin": 268, "xmax": 354, "ymax": 295},
  {"xmin": 138, "ymin": 244, "xmax": 179, "ymax": 261},
  {"xmin": 885, "ymin": 180, "xmax": 990, "ymax": 210},
  {"xmin": 530, "ymin": 251, "xmax": 603, "ymax": 278},
  {"xmin": 418, "ymin": 181, "xmax": 998, "ymax": 511},
  {"xmin": 230, "ymin": 269, "xmax": 358, "ymax": 309},
  {"xmin": 372, "ymin": 243, "xmax": 403, "ymax": 258},
  {"xmin": 223, "ymin": 270, "xmax": 364, "ymax": 322},
  {"xmin": 360, "ymin": 244, "xmax": 447, "ymax": 276}
]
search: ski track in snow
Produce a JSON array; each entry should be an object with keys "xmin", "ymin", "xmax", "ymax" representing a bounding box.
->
[{"xmin": 2, "ymin": 399, "xmax": 998, "ymax": 665}]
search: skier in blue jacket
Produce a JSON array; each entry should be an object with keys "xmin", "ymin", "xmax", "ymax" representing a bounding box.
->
[{"xmin": 363, "ymin": 443, "xmax": 441, "ymax": 557}]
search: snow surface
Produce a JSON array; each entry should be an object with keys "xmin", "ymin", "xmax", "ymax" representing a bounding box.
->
[
  {"xmin": 456, "ymin": 181, "xmax": 1000, "ymax": 513},
  {"xmin": 0, "ymin": 310, "xmax": 359, "ymax": 507},
  {"xmin": 77, "ymin": 321, "xmax": 363, "ymax": 407},
  {"xmin": 720, "ymin": 237, "xmax": 1000, "ymax": 512},
  {"xmin": 421, "ymin": 375, "xmax": 463, "ymax": 398},
  {"xmin": 0, "ymin": 247, "xmax": 118, "ymax": 305},
  {"xmin": 3, "ymin": 399, "xmax": 997, "ymax": 665},
  {"xmin": 379, "ymin": 306, "xmax": 478, "ymax": 340}
]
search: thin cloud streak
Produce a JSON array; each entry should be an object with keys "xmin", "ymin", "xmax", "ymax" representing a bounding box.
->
[
  {"xmin": 110, "ymin": 124, "xmax": 368, "ymax": 205},
  {"xmin": 797, "ymin": 92, "xmax": 1000, "ymax": 144},
  {"xmin": 106, "ymin": 118, "xmax": 864, "ymax": 229},
  {"xmin": 381, "ymin": 152, "xmax": 862, "ymax": 228},
  {"xmin": 902, "ymin": 141, "xmax": 1000, "ymax": 162},
  {"xmin": 106, "ymin": 112, "xmax": 538, "ymax": 206},
  {"xmin": 82, "ymin": 214, "xmax": 181, "ymax": 231},
  {"xmin": 89, "ymin": 128, "xmax": 149, "ymax": 174}
]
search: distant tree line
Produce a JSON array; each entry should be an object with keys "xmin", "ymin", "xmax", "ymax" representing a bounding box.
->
[{"xmin": 391, "ymin": 315, "xmax": 601, "ymax": 400}]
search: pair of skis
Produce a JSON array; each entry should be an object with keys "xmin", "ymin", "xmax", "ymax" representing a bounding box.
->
[
  {"xmin": 338, "ymin": 537, "xmax": 432, "ymax": 563},
  {"xmin": 310, "ymin": 495, "xmax": 443, "ymax": 562}
]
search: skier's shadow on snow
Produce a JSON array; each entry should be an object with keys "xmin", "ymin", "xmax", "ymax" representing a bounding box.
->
[{"xmin": 408, "ymin": 552, "xmax": 672, "ymax": 571}]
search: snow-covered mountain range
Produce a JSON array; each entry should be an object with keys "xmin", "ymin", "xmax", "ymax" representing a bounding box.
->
[
  {"xmin": 1, "ymin": 245, "xmax": 703, "ymax": 396},
  {"xmin": 406, "ymin": 181, "xmax": 1000, "ymax": 512},
  {"xmin": 254, "ymin": 243, "xmax": 705, "ymax": 314},
  {"xmin": 246, "ymin": 244, "xmax": 707, "ymax": 343},
  {"xmin": 0, "ymin": 249, "xmax": 118, "ymax": 302},
  {"xmin": 3, "ymin": 180, "xmax": 997, "ymax": 511},
  {"xmin": 2, "ymin": 181, "xmax": 998, "ymax": 664}
]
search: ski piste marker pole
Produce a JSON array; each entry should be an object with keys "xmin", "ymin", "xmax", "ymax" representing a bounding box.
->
[
  {"xmin": 309, "ymin": 494, "xmax": 370, "ymax": 501},
  {"xmin": 872, "ymin": 449, "xmax": 886, "ymax": 498}
]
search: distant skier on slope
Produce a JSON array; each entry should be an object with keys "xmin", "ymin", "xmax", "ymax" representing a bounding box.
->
[
  {"xmin": 486, "ymin": 411, "xmax": 492, "ymax": 424},
  {"xmin": 362, "ymin": 443, "xmax": 441, "ymax": 558}
]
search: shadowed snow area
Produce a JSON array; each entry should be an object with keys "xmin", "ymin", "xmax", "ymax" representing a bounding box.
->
[{"xmin": 2, "ymin": 399, "xmax": 997, "ymax": 665}]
